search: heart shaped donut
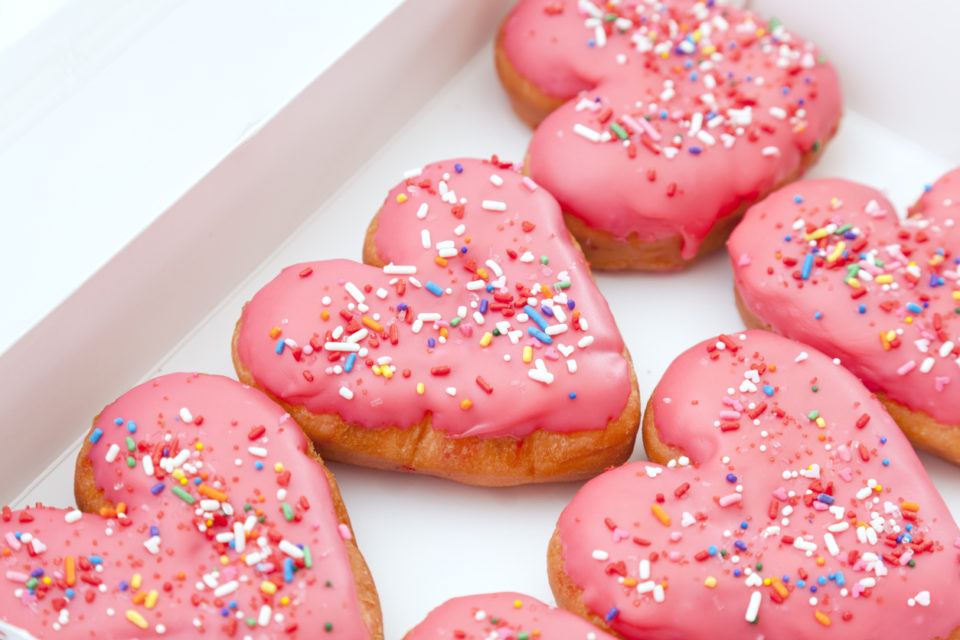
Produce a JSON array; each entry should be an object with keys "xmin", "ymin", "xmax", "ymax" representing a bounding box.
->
[
  {"xmin": 729, "ymin": 169, "xmax": 960, "ymax": 464},
  {"xmin": 403, "ymin": 592, "xmax": 616, "ymax": 639},
  {"xmin": 1, "ymin": 373, "xmax": 382, "ymax": 639},
  {"xmin": 496, "ymin": 0, "xmax": 842, "ymax": 269},
  {"xmin": 549, "ymin": 330, "xmax": 960, "ymax": 639},
  {"xmin": 233, "ymin": 157, "xmax": 640, "ymax": 486}
]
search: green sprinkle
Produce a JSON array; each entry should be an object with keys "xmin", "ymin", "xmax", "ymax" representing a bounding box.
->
[
  {"xmin": 540, "ymin": 255, "xmax": 549, "ymax": 265},
  {"xmin": 554, "ymin": 280, "xmax": 572, "ymax": 289},
  {"xmin": 719, "ymin": 549, "xmax": 727, "ymax": 557},
  {"xmin": 908, "ymin": 560, "xmax": 916, "ymax": 567},
  {"xmin": 812, "ymin": 385, "xmax": 819, "ymax": 393},
  {"xmin": 519, "ymin": 634, "xmax": 530, "ymax": 640},
  {"xmin": 610, "ymin": 122, "xmax": 628, "ymax": 140},
  {"xmin": 246, "ymin": 618, "xmax": 256, "ymax": 628},
  {"xmin": 171, "ymin": 485, "xmax": 195, "ymax": 505},
  {"xmin": 304, "ymin": 546, "xmax": 313, "ymax": 569},
  {"xmin": 812, "ymin": 140, "xmax": 821, "ymax": 153},
  {"xmin": 244, "ymin": 504, "xmax": 252, "ymax": 511},
  {"xmin": 281, "ymin": 502, "xmax": 294, "ymax": 521},
  {"xmin": 818, "ymin": 54, "xmax": 826, "ymax": 64},
  {"xmin": 450, "ymin": 317, "xmax": 462, "ymax": 327},
  {"xmin": 325, "ymin": 580, "xmax": 332, "ymax": 587},
  {"xmin": 492, "ymin": 328, "xmax": 500, "ymax": 337},
  {"xmin": 756, "ymin": 562, "xmax": 763, "ymax": 571},
  {"xmin": 125, "ymin": 436, "xmax": 136, "ymax": 452},
  {"xmin": 324, "ymin": 622, "xmax": 333, "ymax": 632},
  {"xmin": 807, "ymin": 410, "xmax": 820, "ymax": 421},
  {"xmin": 603, "ymin": 12, "xmax": 617, "ymax": 22},
  {"xmin": 25, "ymin": 578, "xmax": 38, "ymax": 589},
  {"xmin": 126, "ymin": 456, "xmax": 136, "ymax": 468},
  {"xmin": 769, "ymin": 17, "xmax": 782, "ymax": 30},
  {"xmin": 835, "ymin": 224, "xmax": 852, "ymax": 235}
]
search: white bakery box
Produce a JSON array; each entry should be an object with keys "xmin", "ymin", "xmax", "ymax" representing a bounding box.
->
[{"xmin": 1, "ymin": 0, "xmax": 958, "ymax": 637}]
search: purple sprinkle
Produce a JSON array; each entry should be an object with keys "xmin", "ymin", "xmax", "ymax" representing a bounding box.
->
[
  {"xmin": 567, "ymin": 300, "xmax": 576, "ymax": 310},
  {"xmin": 151, "ymin": 483, "xmax": 165, "ymax": 495},
  {"xmin": 540, "ymin": 304, "xmax": 554, "ymax": 317},
  {"xmin": 479, "ymin": 299, "xmax": 489, "ymax": 314}
]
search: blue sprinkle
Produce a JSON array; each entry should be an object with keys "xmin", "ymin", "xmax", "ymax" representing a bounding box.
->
[
  {"xmin": 15, "ymin": 532, "xmax": 21, "ymax": 540},
  {"xmin": 801, "ymin": 253, "xmax": 814, "ymax": 280},
  {"xmin": 896, "ymin": 535, "xmax": 903, "ymax": 543},
  {"xmin": 345, "ymin": 352, "xmax": 356, "ymax": 373},
  {"xmin": 569, "ymin": 392, "xmax": 577, "ymax": 399},
  {"xmin": 588, "ymin": 39, "xmax": 595, "ymax": 47},
  {"xmin": 65, "ymin": 588, "xmax": 75, "ymax": 598},
  {"xmin": 924, "ymin": 184, "xmax": 932, "ymax": 192},
  {"xmin": 880, "ymin": 436, "xmax": 887, "ymax": 444},
  {"xmin": 460, "ymin": 246, "xmax": 468, "ymax": 254},
  {"xmin": 725, "ymin": 473, "xmax": 737, "ymax": 483},
  {"xmin": 907, "ymin": 302, "xmax": 923, "ymax": 314},
  {"xmin": 835, "ymin": 572, "xmax": 845, "ymax": 587},
  {"xmin": 906, "ymin": 524, "xmax": 914, "ymax": 531},
  {"xmin": 221, "ymin": 608, "xmax": 230, "ymax": 617},
  {"xmin": 843, "ymin": 230, "xmax": 858, "ymax": 239},
  {"xmin": 486, "ymin": 284, "xmax": 494, "ymax": 293},
  {"xmin": 708, "ymin": 545, "xmax": 718, "ymax": 556},
  {"xmin": 284, "ymin": 557, "xmax": 296, "ymax": 583},
  {"xmin": 523, "ymin": 305, "xmax": 549, "ymax": 331},
  {"xmin": 150, "ymin": 526, "xmax": 160, "ymax": 537},
  {"xmin": 275, "ymin": 338, "xmax": 285, "ymax": 354},
  {"xmin": 735, "ymin": 540, "xmax": 748, "ymax": 551},
  {"xmin": 660, "ymin": 109, "xmax": 668, "ymax": 120},
  {"xmin": 782, "ymin": 576, "xmax": 790, "ymax": 583},
  {"xmin": 828, "ymin": 572, "xmax": 836, "ymax": 581},
  {"xmin": 903, "ymin": 533, "xmax": 912, "ymax": 543},
  {"xmin": 763, "ymin": 384, "xmax": 775, "ymax": 396},
  {"xmin": 797, "ymin": 579, "xmax": 806, "ymax": 588},
  {"xmin": 817, "ymin": 493, "xmax": 835, "ymax": 505},
  {"xmin": 929, "ymin": 273, "xmax": 940, "ymax": 287},
  {"xmin": 194, "ymin": 477, "xmax": 201, "ymax": 485},
  {"xmin": 397, "ymin": 303, "xmax": 408, "ymax": 311},
  {"xmin": 817, "ymin": 576, "xmax": 827, "ymax": 585},
  {"xmin": 793, "ymin": 195, "xmax": 803, "ymax": 203},
  {"xmin": 858, "ymin": 304, "xmax": 867, "ymax": 314},
  {"xmin": 740, "ymin": 522, "xmax": 748, "ymax": 530},
  {"xmin": 113, "ymin": 417, "xmax": 124, "ymax": 426},
  {"xmin": 814, "ymin": 311, "xmax": 823, "ymax": 320},
  {"xmin": 734, "ymin": 569, "xmax": 743, "ymax": 577},
  {"xmin": 126, "ymin": 420, "xmax": 137, "ymax": 434},
  {"xmin": 425, "ymin": 281, "xmax": 444, "ymax": 296},
  {"xmin": 882, "ymin": 459, "xmax": 890, "ymax": 466},
  {"xmin": 689, "ymin": 146, "xmax": 703, "ymax": 155},
  {"xmin": 454, "ymin": 163, "xmax": 463, "ymax": 173},
  {"xmin": 150, "ymin": 482, "xmax": 165, "ymax": 495},
  {"xmin": 427, "ymin": 338, "xmax": 436, "ymax": 349},
  {"xmin": 605, "ymin": 607, "xmax": 619, "ymax": 622},
  {"xmin": 528, "ymin": 327, "xmax": 553, "ymax": 344},
  {"xmin": 255, "ymin": 461, "xmax": 264, "ymax": 470},
  {"xmin": 785, "ymin": 235, "xmax": 792, "ymax": 242},
  {"xmin": 479, "ymin": 299, "xmax": 489, "ymax": 314},
  {"xmin": 89, "ymin": 428, "xmax": 104, "ymax": 444},
  {"xmin": 810, "ymin": 585, "xmax": 818, "ymax": 593},
  {"xmin": 89, "ymin": 556, "xmax": 102, "ymax": 566},
  {"xmin": 229, "ymin": 601, "xmax": 238, "ymax": 610},
  {"xmin": 782, "ymin": 86, "xmax": 790, "ymax": 95}
]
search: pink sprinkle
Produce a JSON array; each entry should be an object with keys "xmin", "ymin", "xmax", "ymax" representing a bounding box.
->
[
  {"xmin": 953, "ymin": 537, "xmax": 960, "ymax": 549},
  {"xmin": 721, "ymin": 396, "xmax": 743, "ymax": 411},
  {"xmin": 718, "ymin": 493, "xmax": 743, "ymax": 507},
  {"xmin": 544, "ymin": 347, "xmax": 560, "ymax": 361},
  {"xmin": 935, "ymin": 377, "xmax": 951, "ymax": 392},
  {"xmin": 812, "ymin": 500, "xmax": 829, "ymax": 511},
  {"xmin": 4, "ymin": 532, "xmax": 20, "ymax": 551},
  {"xmin": 897, "ymin": 361, "xmax": 916, "ymax": 376},
  {"xmin": 522, "ymin": 176, "xmax": 538, "ymax": 191},
  {"xmin": 668, "ymin": 551, "xmax": 681, "ymax": 562},
  {"xmin": 738, "ymin": 253, "xmax": 752, "ymax": 267},
  {"xmin": 772, "ymin": 487, "xmax": 788, "ymax": 501},
  {"xmin": 719, "ymin": 410, "xmax": 741, "ymax": 420},
  {"xmin": 612, "ymin": 527, "xmax": 630, "ymax": 542},
  {"xmin": 338, "ymin": 523, "xmax": 353, "ymax": 541},
  {"xmin": 837, "ymin": 444, "xmax": 851, "ymax": 462},
  {"xmin": 459, "ymin": 323, "xmax": 474, "ymax": 338},
  {"xmin": 5, "ymin": 570, "xmax": 29, "ymax": 583},
  {"xmin": 669, "ymin": 531, "xmax": 683, "ymax": 542},
  {"xmin": 838, "ymin": 467, "xmax": 853, "ymax": 482}
]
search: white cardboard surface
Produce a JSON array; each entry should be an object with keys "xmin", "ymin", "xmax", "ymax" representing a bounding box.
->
[{"xmin": 11, "ymin": 40, "xmax": 960, "ymax": 638}]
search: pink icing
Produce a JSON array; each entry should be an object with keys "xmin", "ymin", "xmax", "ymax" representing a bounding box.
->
[
  {"xmin": 237, "ymin": 158, "xmax": 632, "ymax": 438},
  {"xmin": 729, "ymin": 169, "xmax": 960, "ymax": 427},
  {"xmin": 557, "ymin": 330, "xmax": 960, "ymax": 639},
  {"xmin": 1, "ymin": 373, "xmax": 369, "ymax": 639},
  {"xmin": 501, "ymin": 0, "xmax": 842, "ymax": 258},
  {"xmin": 404, "ymin": 592, "xmax": 615, "ymax": 639}
]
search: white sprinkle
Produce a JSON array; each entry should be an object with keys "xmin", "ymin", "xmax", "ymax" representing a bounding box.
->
[
  {"xmin": 421, "ymin": 229, "xmax": 432, "ymax": 249},
  {"xmin": 545, "ymin": 323, "xmax": 568, "ymax": 336},
  {"xmin": 344, "ymin": 281, "xmax": 365, "ymax": 303},
  {"xmin": 795, "ymin": 351, "xmax": 809, "ymax": 363},
  {"xmin": 573, "ymin": 123, "xmax": 602, "ymax": 142},
  {"xmin": 279, "ymin": 540, "xmax": 305, "ymax": 559},
  {"xmin": 528, "ymin": 368, "xmax": 555, "ymax": 385},
  {"xmin": 482, "ymin": 200, "xmax": 507, "ymax": 212},
  {"xmin": 258, "ymin": 605, "xmax": 271, "ymax": 627},
  {"xmin": 64, "ymin": 510, "xmax": 82, "ymax": 524},
  {"xmin": 489, "ymin": 174, "xmax": 503, "ymax": 186},
  {"xmin": 522, "ymin": 176, "xmax": 538, "ymax": 191},
  {"xmin": 466, "ymin": 280, "xmax": 486, "ymax": 290},
  {"xmin": 637, "ymin": 580, "xmax": 656, "ymax": 594},
  {"xmin": 920, "ymin": 357, "xmax": 936, "ymax": 374},
  {"xmin": 143, "ymin": 536, "xmax": 161, "ymax": 555},
  {"xmin": 199, "ymin": 500, "xmax": 221, "ymax": 513},
  {"xmin": 418, "ymin": 312, "xmax": 442, "ymax": 322},
  {"xmin": 473, "ymin": 311, "xmax": 485, "ymax": 325},
  {"xmin": 416, "ymin": 203, "xmax": 429, "ymax": 219},
  {"xmin": 824, "ymin": 532, "xmax": 840, "ymax": 556},
  {"xmin": 519, "ymin": 251, "xmax": 535, "ymax": 263},
  {"xmin": 453, "ymin": 224, "xmax": 466, "ymax": 236},
  {"xmin": 745, "ymin": 591, "xmax": 762, "ymax": 622},
  {"xmin": 769, "ymin": 106, "xmax": 787, "ymax": 119},
  {"xmin": 105, "ymin": 444, "xmax": 120, "ymax": 463},
  {"xmin": 234, "ymin": 523, "xmax": 246, "ymax": 553},
  {"xmin": 827, "ymin": 522, "xmax": 849, "ymax": 533},
  {"xmin": 179, "ymin": 407, "xmax": 193, "ymax": 424},
  {"xmin": 762, "ymin": 146, "xmax": 781, "ymax": 157},
  {"xmin": 248, "ymin": 447, "xmax": 267, "ymax": 458},
  {"xmin": 346, "ymin": 329, "xmax": 368, "ymax": 344},
  {"xmin": 940, "ymin": 341, "xmax": 955, "ymax": 358},
  {"xmin": 567, "ymin": 359, "xmax": 578, "ymax": 373},
  {"xmin": 339, "ymin": 387, "xmax": 354, "ymax": 400},
  {"xmin": 143, "ymin": 456, "xmax": 154, "ymax": 477},
  {"xmin": 383, "ymin": 264, "xmax": 416, "ymax": 275},
  {"xmin": 445, "ymin": 387, "xmax": 457, "ymax": 397},
  {"xmin": 485, "ymin": 260, "xmax": 503, "ymax": 278},
  {"xmin": 592, "ymin": 549, "xmax": 609, "ymax": 561},
  {"xmin": 324, "ymin": 342, "xmax": 360, "ymax": 352},
  {"xmin": 653, "ymin": 584, "xmax": 665, "ymax": 603},
  {"xmin": 578, "ymin": 336, "xmax": 594, "ymax": 349}
]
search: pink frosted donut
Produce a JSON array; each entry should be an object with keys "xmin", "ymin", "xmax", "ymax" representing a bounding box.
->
[
  {"xmin": 233, "ymin": 157, "xmax": 640, "ymax": 486},
  {"xmin": 550, "ymin": 330, "xmax": 960, "ymax": 639},
  {"xmin": 729, "ymin": 169, "xmax": 960, "ymax": 464},
  {"xmin": 496, "ymin": 0, "xmax": 843, "ymax": 269},
  {"xmin": 1, "ymin": 373, "xmax": 382, "ymax": 639},
  {"xmin": 403, "ymin": 592, "xmax": 616, "ymax": 639}
]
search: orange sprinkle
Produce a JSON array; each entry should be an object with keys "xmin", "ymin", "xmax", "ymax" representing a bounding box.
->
[
  {"xmin": 99, "ymin": 507, "xmax": 116, "ymax": 518},
  {"xmin": 622, "ymin": 578, "xmax": 638, "ymax": 587},
  {"xmin": 814, "ymin": 611, "xmax": 831, "ymax": 626},
  {"xmin": 540, "ymin": 284, "xmax": 553, "ymax": 299},
  {"xmin": 771, "ymin": 577, "xmax": 789, "ymax": 599},
  {"xmin": 116, "ymin": 503, "xmax": 126, "ymax": 514},
  {"xmin": 434, "ymin": 257, "xmax": 448, "ymax": 267},
  {"xmin": 651, "ymin": 504, "xmax": 671, "ymax": 526},
  {"xmin": 132, "ymin": 591, "xmax": 147, "ymax": 605},
  {"xmin": 197, "ymin": 485, "xmax": 228, "ymax": 502},
  {"xmin": 460, "ymin": 399, "xmax": 473, "ymax": 411},
  {"xmin": 65, "ymin": 556, "xmax": 76, "ymax": 586},
  {"xmin": 362, "ymin": 316, "xmax": 383, "ymax": 332},
  {"xmin": 269, "ymin": 326, "xmax": 282, "ymax": 339},
  {"xmin": 901, "ymin": 501, "xmax": 919, "ymax": 512},
  {"xmin": 477, "ymin": 268, "xmax": 489, "ymax": 280},
  {"xmin": 321, "ymin": 309, "xmax": 330, "ymax": 321}
]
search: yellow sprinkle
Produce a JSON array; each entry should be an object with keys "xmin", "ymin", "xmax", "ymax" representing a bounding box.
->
[
  {"xmin": 827, "ymin": 241, "xmax": 846, "ymax": 262},
  {"xmin": 434, "ymin": 257, "xmax": 448, "ymax": 267},
  {"xmin": 701, "ymin": 45, "xmax": 716, "ymax": 55},
  {"xmin": 953, "ymin": 291, "xmax": 960, "ymax": 300},
  {"xmin": 479, "ymin": 332, "xmax": 493, "ymax": 347},
  {"xmin": 145, "ymin": 590, "xmax": 159, "ymax": 609},
  {"xmin": 274, "ymin": 463, "xmax": 284, "ymax": 473},
  {"xmin": 172, "ymin": 469, "xmax": 184, "ymax": 480},
  {"xmin": 131, "ymin": 574, "xmax": 142, "ymax": 590},
  {"xmin": 692, "ymin": 30, "xmax": 701, "ymax": 42},
  {"xmin": 815, "ymin": 417, "xmax": 826, "ymax": 428},
  {"xmin": 460, "ymin": 399, "xmax": 473, "ymax": 411},
  {"xmin": 704, "ymin": 576, "xmax": 717, "ymax": 588},
  {"xmin": 845, "ymin": 277, "xmax": 861, "ymax": 288},
  {"xmin": 756, "ymin": 28, "xmax": 765, "ymax": 37},
  {"xmin": 416, "ymin": 382, "xmax": 425, "ymax": 395},
  {"xmin": 281, "ymin": 596, "xmax": 290, "ymax": 606},
  {"xmin": 875, "ymin": 484, "xmax": 883, "ymax": 492},
  {"xmin": 396, "ymin": 194, "xmax": 407, "ymax": 203},
  {"xmin": 362, "ymin": 316, "xmax": 383, "ymax": 332},
  {"xmin": 814, "ymin": 611, "xmax": 831, "ymax": 626},
  {"xmin": 321, "ymin": 310, "xmax": 330, "ymax": 321},
  {"xmin": 763, "ymin": 578, "xmax": 771, "ymax": 586},
  {"xmin": 906, "ymin": 317, "xmax": 913, "ymax": 324},
  {"xmin": 383, "ymin": 367, "xmax": 394, "ymax": 379},
  {"xmin": 261, "ymin": 581, "xmax": 278, "ymax": 595},
  {"xmin": 876, "ymin": 274, "xmax": 893, "ymax": 284},
  {"xmin": 179, "ymin": 477, "xmax": 188, "ymax": 486},
  {"xmin": 42, "ymin": 576, "xmax": 51, "ymax": 585},
  {"xmin": 804, "ymin": 228, "xmax": 828, "ymax": 241},
  {"xmin": 523, "ymin": 346, "xmax": 533, "ymax": 363},
  {"xmin": 514, "ymin": 600, "xmax": 522, "ymax": 609},
  {"xmin": 126, "ymin": 610, "xmax": 148, "ymax": 629},
  {"xmin": 220, "ymin": 555, "xmax": 229, "ymax": 565},
  {"xmin": 269, "ymin": 326, "xmax": 282, "ymax": 339},
  {"xmin": 372, "ymin": 364, "xmax": 382, "ymax": 376},
  {"xmin": 651, "ymin": 504, "xmax": 671, "ymax": 526}
]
